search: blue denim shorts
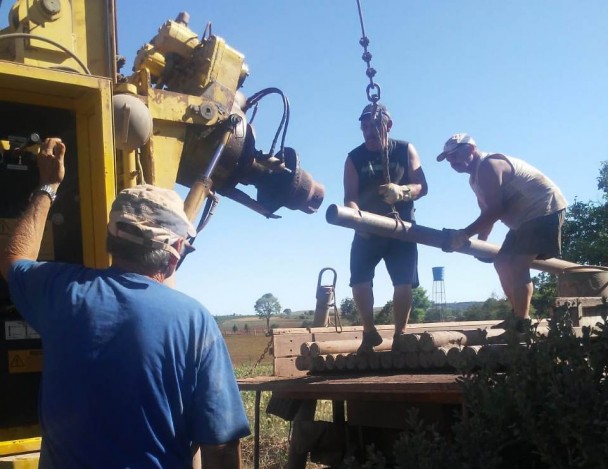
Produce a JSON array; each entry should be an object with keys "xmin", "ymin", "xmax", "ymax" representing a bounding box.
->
[{"xmin": 350, "ymin": 233, "xmax": 419, "ymax": 287}]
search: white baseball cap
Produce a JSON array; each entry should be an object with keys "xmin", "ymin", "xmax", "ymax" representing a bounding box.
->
[{"xmin": 436, "ymin": 133, "xmax": 476, "ymax": 162}]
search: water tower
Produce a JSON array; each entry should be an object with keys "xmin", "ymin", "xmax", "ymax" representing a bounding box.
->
[{"xmin": 432, "ymin": 266, "xmax": 446, "ymax": 311}]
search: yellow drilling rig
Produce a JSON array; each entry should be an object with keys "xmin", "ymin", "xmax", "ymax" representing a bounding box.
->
[{"xmin": 0, "ymin": 0, "xmax": 324, "ymax": 463}]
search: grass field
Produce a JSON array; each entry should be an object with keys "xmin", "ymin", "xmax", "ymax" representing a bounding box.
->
[
  {"xmin": 237, "ymin": 365, "xmax": 330, "ymax": 469},
  {"xmin": 218, "ymin": 315, "xmax": 308, "ymax": 335},
  {"xmin": 236, "ymin": 364, "xmax": 292, "ymax": 468},
  {"xmin": 223, "ymin": 333, "xmax": 275, "ymax": 369},
  {"xmin": 227, "ymin": 333, "xmax": 329, "ymax": 468}
]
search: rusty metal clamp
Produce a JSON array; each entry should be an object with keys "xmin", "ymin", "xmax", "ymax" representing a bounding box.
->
[{"xmin": 313, "ymin": 267, "xmax": 342, "ymax": 332}]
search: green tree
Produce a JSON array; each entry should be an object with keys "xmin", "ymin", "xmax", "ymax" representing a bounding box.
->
[
  {"xmin": 561, "ymin": 199, "xmax": 608, "ymax": 265},
  {"xmin": 412, "ymin": 286, "xmax": 432, "ymax": 311},
  {"xmin": 283, "ymin": 308, "xmax": 292, "ymax": 316},
  {"xmin": 375, "ymin": 301, "xmax": 393, "ymax": 325},
  {"xmin": 367, "ymin": 287, "xmax": 433, "ymax": 325},
  {"xmin": 254, "ymin": 293, "xmax": 281, "ymax": 332},
  {"xmin": 424, "ymin": 307, "xmax": 443, "ymax": 323},
  {"xmin": 458, "ymin": 296, "xmax": 510, "ymax": 321},
  {"xmin": 412, "ymin": 287, "xmax": 432, "ymax": 323},
  {"xmin": 460, "ymin": 303, "xmax": 485, "ymax": 321},
  {"xmin": 483, "ymin": 296, "xmax": 511, "ymax": 320},
  {"xmin": 560, "ymin": 161, "xmax": 608, "ymax": 265},
  {"xmin": 340, "ymin": 298, "xmax": 359, "ymax": 325},
  {"xmin": 531, "ymin": 161, "xmax": 608, "ymax": 312},
  {"xmin": 410, "ymin": 306, "xmax": 426, "ymax": 323},
  {"xmin": 597, "ymin": 160, "xmax": 608, "ymax": 193},
  {"xmin": 531, "ymin": 272, "xmax": 557, "ymax": 318}
]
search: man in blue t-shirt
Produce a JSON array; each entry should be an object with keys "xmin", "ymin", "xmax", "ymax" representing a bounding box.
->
[
  {"xmin": 344, "ymin": 104, "xmax": 428, "ymax": 352},
  {"xmin": 0, "ymin": 138, "xmax": 250, "ymax": 468}
]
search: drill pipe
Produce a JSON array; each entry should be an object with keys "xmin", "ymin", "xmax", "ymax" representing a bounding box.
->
[{"xmin": 325, "ymin": 204, "xmax": 579, "ymax": 275}]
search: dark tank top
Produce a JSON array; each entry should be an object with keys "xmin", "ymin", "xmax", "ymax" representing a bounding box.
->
[{"xmin": 348, "ymin": 138, "xmax": 414, "ymax": 221}]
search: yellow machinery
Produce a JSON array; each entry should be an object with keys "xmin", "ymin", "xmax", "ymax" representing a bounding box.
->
[{"xmin": 0, "ymin": 0, "xmax": 324, "ymax": 464}]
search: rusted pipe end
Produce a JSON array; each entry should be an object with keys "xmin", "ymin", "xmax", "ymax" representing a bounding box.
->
[{"xmin": 325, "ymin": 203, "xmax": 340, "ymax": 223}]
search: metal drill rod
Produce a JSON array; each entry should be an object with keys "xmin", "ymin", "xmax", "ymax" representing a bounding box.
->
[{"xmin": 325, "ymin": 204, "xmax": 580, "ymax": 275}]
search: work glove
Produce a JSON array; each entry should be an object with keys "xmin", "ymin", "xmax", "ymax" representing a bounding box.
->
[
  {"xmin": 441, "ymin": 228, "xmax": 471, "ymax": 252},
  {"xmin": 378, "ymin": 183, "xmax": 413, "ymax": 205}
]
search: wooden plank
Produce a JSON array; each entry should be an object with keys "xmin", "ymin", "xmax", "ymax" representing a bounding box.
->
[
  {"xmin": 237, "ymin": 374, "xmax": 462, "ymax": 404},
  {"xmin": 272, "ymin": 328, "xmax": 315, "ymax": 335},
  {"xmin": 311, "ymin": 331, "xmax": 362, "ymax": 342},
  {"xmin": 276, "ymin": 321, "xmax": 512, "ymax": 346},
  {"xmin": 273, "ymin": 357, "xmax": 309, "ymax": 377},
  {"xmin": 308, "ymin": 320, "xmax": 504, "ymax": 335},
  {"xmin": 238, "ymin": 373, "xmax": 460, "ymax": 389},
  {"xmin": 309, "ymin": 325, "xmax": 395, "ymax": 334},
  {"xmin": 273, "ymin": 333, "xmax": 312, "ymax": 358}
]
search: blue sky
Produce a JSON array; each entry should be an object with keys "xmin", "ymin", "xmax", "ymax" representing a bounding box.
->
[{"xmin": 4, "ymin": 1, "xmax": 607, "ymax": 316}]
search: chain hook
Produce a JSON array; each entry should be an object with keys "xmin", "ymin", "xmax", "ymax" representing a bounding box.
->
[{"xmin": 356, "ymin": 0, "xmax": 382, "ymax": 104}]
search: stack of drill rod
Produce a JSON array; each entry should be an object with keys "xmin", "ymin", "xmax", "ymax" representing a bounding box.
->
[{"xmin": 296, "ymin": 327, "xmax": 548, "ymax": 374}]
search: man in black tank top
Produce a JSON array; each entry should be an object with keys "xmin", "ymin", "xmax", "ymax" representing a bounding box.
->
[{"xmin": 344, "ymin": 104, "xmax": 428, "ymax": 352}]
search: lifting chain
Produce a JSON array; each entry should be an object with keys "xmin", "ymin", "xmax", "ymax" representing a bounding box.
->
[
  {"xmin": 355, "ymin": 1, "xmax": 385, "ymax": 150},
  {"xmin": 355, "ymin": 1, "xmax": 400, "ymax": 221},
  {"xmin": 246, "ymin": 334, "xmax": 274, "ymax": 377},
  {"xmin": 330, "ymin": 298, "xmax": 343, "ymax": 333},
  {"xmin": 356, "ymin": 0, "xmax": 381, "ymax": 104}
]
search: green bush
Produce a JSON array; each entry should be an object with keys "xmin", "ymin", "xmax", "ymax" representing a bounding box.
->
[
  {"xmin": 354, "ymin": 309, "xmax": 608, "ymax": 468},
  {"xmin": 451, "ymin": 309, "xmax": 608, "ymax": 468}
]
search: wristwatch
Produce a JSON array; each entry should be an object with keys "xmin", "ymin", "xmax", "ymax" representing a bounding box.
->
[{"xmin": 35, "ymin": 184, "xmax": 57, "ymax": 204}]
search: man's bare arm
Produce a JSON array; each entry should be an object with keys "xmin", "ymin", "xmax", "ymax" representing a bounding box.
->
[
  {"xmin": 0, "ymin": 138, "xmax": 65, "ymax": 280},
  {"xmin": 197, "ymin": 439, "xmax": 242, "ymax": 468},
  {"xmin": 343, "ymin": 157, "xmax": 360, "ymax": 210},
  {"xmin": 405, "ymin": 143, "xmax": 428, "ymax": 200},
  {"xmin": 463, "ymin": 157, "xmax": 509, "ymax": 238}
]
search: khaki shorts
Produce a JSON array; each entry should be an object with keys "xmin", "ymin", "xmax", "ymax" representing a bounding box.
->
[{"xmin": 499, "ymin": 210, "xmax": 565, "ymax": 259}]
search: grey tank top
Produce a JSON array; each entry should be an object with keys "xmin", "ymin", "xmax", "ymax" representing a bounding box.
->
[{"xmin": 470, "ymin": 153, "xmax": 567, "ymax": 229}]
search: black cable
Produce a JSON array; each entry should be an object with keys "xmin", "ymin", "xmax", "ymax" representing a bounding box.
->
[
  {"xmin": 0, "ymin": 33, "xmax": 91, "ymax": 75},
  {"xmin": 244, "ymin": 87, "xmax": 290, "ymax": 159}
]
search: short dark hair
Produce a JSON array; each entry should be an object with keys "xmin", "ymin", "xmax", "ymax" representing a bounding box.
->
[{"xmin": 106, "ymin": 223, "xmax": 173, "ymax": 276}]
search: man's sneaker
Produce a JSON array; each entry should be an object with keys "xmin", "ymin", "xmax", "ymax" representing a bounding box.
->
[
  {"xmin": 391, "ymin": 333, "xmax": 406, "ymax": 352},
  {"xmin": 357, "ymin": 329, "xmax": 383, "ymax": 353},
  {"xmin": 491, "ymin": 316, "xmax": 531, "ymax": 334},
  {"xmin": 491, "ymin": 318, "xmax": 511, "ymax": 330},
  {"xmin": 514, "ymin": 317, "xmax": 532, "ymax": 333}
]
